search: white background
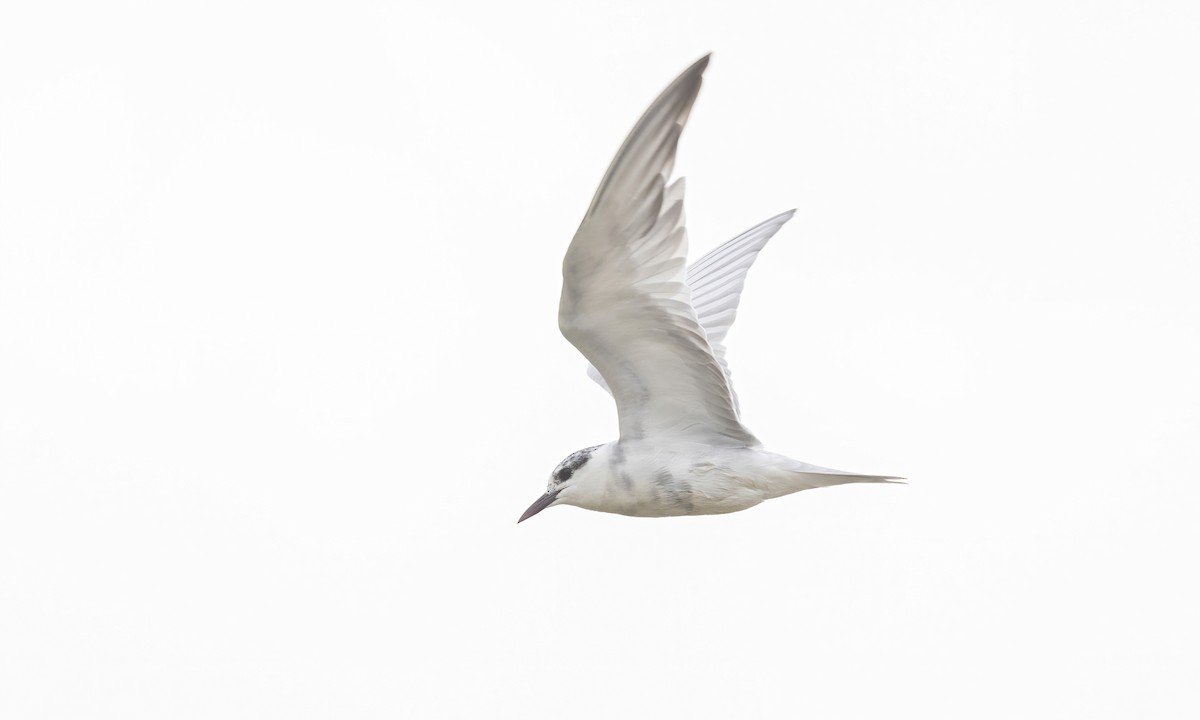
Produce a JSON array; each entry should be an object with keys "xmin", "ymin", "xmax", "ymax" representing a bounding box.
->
[{"xmin": 2, "ymin": 1, "xmax": 1198, "ymax": 718}]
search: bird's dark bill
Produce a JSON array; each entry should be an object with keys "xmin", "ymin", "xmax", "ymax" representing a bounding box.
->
[{"xmin": 518, "ymin": 490, "xmax": 560, "ymax": 523}]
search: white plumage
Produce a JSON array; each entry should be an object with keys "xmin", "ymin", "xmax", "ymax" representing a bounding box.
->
[{"xmin": 519, "ymin": 55, "xmax": 897, "ymax": 523}]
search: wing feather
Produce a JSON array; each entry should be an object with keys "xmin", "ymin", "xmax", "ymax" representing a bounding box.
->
[
  {"xmin": 587, "ymin": 210, "xmax": 796, "ymax": 415},
  {"xmin": 561, "ymin": 55, "xmax": 756, "ymax": 445}
]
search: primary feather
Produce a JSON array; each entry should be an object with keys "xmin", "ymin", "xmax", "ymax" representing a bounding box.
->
[
  {"xmin": 559, "ymin": 54, "xmax": 755, "ymax": 446},
  {"xmin": 587, "ymin": 209, "xmax": 796, "ymax": 415}
]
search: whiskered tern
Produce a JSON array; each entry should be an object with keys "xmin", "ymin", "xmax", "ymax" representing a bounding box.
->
[{"xmin": 520, "ymin": 55, "xmax": 898, "ymax": 522}]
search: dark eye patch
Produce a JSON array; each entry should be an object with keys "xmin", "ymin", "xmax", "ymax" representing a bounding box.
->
[{"xmin": 553, "ymin": 444, "xmax": 602, "ymax": 484}]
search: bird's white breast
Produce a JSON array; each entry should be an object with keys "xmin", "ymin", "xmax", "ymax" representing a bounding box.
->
[{"xmin": 564, "ymin": 441, "xmax": 785, "ymax": 517}]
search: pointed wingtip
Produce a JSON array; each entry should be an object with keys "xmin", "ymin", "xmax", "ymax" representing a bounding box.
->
[
  {"xmin": 759, "ymin": 209, "xmax": 797, "ymax": 228},
  {"xmin": 685, "ymin": 54, "xmax": 712, "ymax": 79}
]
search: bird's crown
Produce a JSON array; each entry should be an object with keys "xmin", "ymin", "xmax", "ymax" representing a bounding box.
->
[{"xmin": 552, "ymin": 445, "xmax": 602, "ymax": 487}]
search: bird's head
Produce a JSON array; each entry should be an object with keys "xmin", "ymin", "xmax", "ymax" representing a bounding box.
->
[{"xmin": 518, "ymin": 444, "xmax": 606, "ymax": 522}]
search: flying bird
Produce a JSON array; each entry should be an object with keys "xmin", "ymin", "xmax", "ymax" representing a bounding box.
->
[{"xmin": 519, "ymin": 55, "xmax": 898, "ymax": 522}]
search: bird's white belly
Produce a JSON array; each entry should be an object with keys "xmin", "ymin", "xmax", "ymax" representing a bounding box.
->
[{"xmin": 587, "ymin": 445, "xmax": 774, "ymax": 517}]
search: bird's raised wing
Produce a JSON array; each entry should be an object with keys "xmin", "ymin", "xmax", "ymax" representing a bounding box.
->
[
  {"xmin": 560, "ymin": 55, "xmax": 757, "ymax": 446},
  {"xmin": 587, "ymin": 210, "xmax": 795, "ymax": 414}
]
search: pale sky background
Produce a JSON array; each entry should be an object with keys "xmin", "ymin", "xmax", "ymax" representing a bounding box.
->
[{"xmin": 2, "ymin": 1, "xmax": 1198, "ymax": 718}]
